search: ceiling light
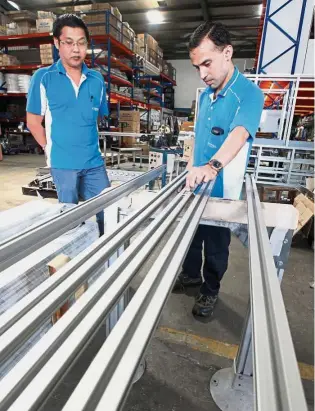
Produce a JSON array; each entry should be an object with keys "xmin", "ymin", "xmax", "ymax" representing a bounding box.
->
[
  {"xmin": 147, "ymin": 10, "xmax": 164, "ymax": 24},
  {"xmin": 7, "ymin": 0, "xmax": 20, "ymax": 10},
  {"xmin": 258, "ymin": 4, "xmax": 263, "ymax": 15}
]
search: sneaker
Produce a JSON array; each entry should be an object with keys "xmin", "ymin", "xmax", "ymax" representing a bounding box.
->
[
  {"xmin": 192, "ymin": 293, "xmax": 218, "ymax": 317},
  {"xmin": 173, "ymin": 272, "xmax": 202, "ymax": 291}
]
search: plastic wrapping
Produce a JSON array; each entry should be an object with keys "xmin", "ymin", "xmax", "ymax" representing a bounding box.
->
[{"xmin": 0, "ymin": 201, "xmax": 101, "ymax": 378}]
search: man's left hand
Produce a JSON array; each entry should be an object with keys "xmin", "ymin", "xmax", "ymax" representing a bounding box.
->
[{"xmin": 186, "ymin": 165, "xmax": 217, "ymax": 190}]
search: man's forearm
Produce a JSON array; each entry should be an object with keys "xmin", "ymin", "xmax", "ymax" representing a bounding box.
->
[
  {"xmin": 212, "ymin": 126, "xmax": 249, "ymax": 167},
  {"xmin": 27, "ymin": 123, "xmax": 47, "ymax": 147}
]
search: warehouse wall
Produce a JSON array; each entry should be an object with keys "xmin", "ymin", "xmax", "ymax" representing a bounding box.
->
[{"xmin": 169, "ymin": 58, "xmax": 249, "ymax": 109}]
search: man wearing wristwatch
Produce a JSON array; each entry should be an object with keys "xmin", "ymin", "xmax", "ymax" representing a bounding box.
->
[{"xmin": 174, "ymin": 22, "xmax": 264, "ymax": 317}]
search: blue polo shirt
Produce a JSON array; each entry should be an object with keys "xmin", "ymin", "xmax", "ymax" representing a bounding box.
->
[
  {"xmin": 194, "ymin": 67, "xmax": 264, "ymax": 199},
  {"xmin": 26, "ymin": 59, "xmax": 108, "ymax": 169}
]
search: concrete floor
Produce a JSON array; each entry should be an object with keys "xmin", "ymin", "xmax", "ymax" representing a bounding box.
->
[{"xmin": 0, "ymin": 154, "xmax": 314, "ymax": 410}]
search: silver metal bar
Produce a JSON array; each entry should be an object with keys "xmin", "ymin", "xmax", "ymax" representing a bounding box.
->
[
  {"xmin": 246, "ymin": 175, "xmax": 307, "ymax": 411},
  {"xmin": 0, "ymin": 166, "xmax": 166, "ymax": 272},
  {"xmin": 0, "ymin": 189, "xmax": 190, "ymax": 411},
  {"xmin": 62, "ymin": 181, "xmax": 214, "ymax": 411},
  {"xmin": 0, "ymin": 173, "xmax": 186, "ymax": 367},
  {"xmin": 99, "ymin": 131, "xmax": 159, "ymax": 138},
  {"xmin": 234, "ymin": 304, "xmax": 252, "ymax": 376}
]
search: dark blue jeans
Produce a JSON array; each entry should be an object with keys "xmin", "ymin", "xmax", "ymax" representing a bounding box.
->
[
  {"xmin": 51, "ymin": 165, "xmax": 110, "ymax": 236},
  {"xmin": 182, "ymin": 225, "xmax": 231, "ymax": 296}
]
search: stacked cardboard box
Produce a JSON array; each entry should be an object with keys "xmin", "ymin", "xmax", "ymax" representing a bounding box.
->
[
  {"xmin": 5, "ymin": 10, "xmax": 36, "ymax": 34},
  {"xmin": 137, "ymin": 33, "xmax": 159, "ymax": 67},
  {"xmin": 0, "ymin": 12, "xmax": 11, "ymax": 35},
  {"xmin": 0, "ymin": 53, "xmax": 20, "ymax": 66},
  {"xmin": 294, "ymin": 193, "xmax": 314, "ymax": 234},
  {"xmin": 119, "ymin": 110, "xmax": 140, "ymax": 133},
  {"xmin": 157, "ymin": 46, "xmax": 163, "ymax": 72},
  {"xmin": 40, "ymin": 44, "xmax": 54, "ymax": 65},
  {"xmin": 163, "ymin": 60, "xmax": 175, "ymax": 79},
  {"xmin": 6, "ymin": 21, "xmax": 35, "ymax": 35},
  {"xmin": 122, "ymin": 23, "xmax": 135, "ymax": 51},
  {"xmin": 36, "ymin": 11, "xmax": 56, "ymax": 33},
  {"xmin": 81, "ymin": 3, "xmax": 122, "ymax": 40}
]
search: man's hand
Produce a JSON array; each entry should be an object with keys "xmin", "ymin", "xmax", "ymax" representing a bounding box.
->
[{"xmin": 186, "ymin": 165, "xmax": 217, "ymax": 190}]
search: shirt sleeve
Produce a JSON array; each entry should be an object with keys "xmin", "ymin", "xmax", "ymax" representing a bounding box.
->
[
  {"xmin": 229, "ymin": 84, "xmax": 264, "ymax": 140},
  {"xmin": 26, "ymin": 69, "xmax": 47, "ymax": 116},
  {"xmin": 99, "ymin": 80, "xmax": 108, "ymax": 117}
]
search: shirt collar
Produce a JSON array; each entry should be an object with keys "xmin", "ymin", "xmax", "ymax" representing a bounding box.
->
[
  {"xmin": 57, "ymin": 59, "xmax": 90, "ymax": 76},
  {"xmin": 204, "ymin": 66, "xmax": 239, "ymax": 98}
]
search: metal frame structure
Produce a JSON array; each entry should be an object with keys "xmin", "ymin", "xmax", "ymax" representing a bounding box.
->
[
  {"xmin": 209, "ymin": 176, "xmax": 306, "ymax": 411},
  {"xmin": 257, "ymin": 0, "xmax": 308, "ymax": 74},
  {"xmin": 0, "ymin": 171, "xmax": 306, "ymax": 411}
]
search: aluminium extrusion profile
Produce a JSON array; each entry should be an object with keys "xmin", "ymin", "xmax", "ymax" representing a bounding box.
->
[
  {"xmin": 246, "ymin": 175, "xmax": 307, "ymax": 411},
  {"xmin": 0, "ymin": 186, "xmax": 191, "ymax": 411},
  {"xmin": 0, "ymin": 174, "xmax": 187, "ymax": 376},
  {"xmin": 0, "ymin": 172, "xmax": 186, "ymax": 339},
  {"xmin": 0, "ymin": 166, "xmax": 166, "ymax": 272},
  {"xmin": 62, "ymin": 181, "xmax": 214, "ymax": 411}
]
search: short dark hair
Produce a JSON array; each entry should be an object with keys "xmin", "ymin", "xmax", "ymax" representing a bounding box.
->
[
  {"xmin": 53, "ymin": 14, "xmax": 90, "ymax": 41},
  {"xmin": 188, "ymin": 22, "xmax": 232, "ymax": 51}
]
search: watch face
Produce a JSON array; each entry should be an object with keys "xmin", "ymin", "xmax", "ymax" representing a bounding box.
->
[{"xmin": 211, "ymin": 159, "xmax": 222, "ymax": 169}]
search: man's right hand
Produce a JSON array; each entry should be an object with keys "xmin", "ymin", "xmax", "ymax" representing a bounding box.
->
[{"xmin": 186, "ymin": 165, "xmax": 217, "ymax": 190}]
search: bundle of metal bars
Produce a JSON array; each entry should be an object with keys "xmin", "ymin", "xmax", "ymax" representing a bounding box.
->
[{"xmin": 0, "ymin": 166, "xmax": 308, "ymax": 411}]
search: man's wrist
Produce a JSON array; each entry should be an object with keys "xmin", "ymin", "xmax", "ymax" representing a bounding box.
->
[{"xmin": 208, "ymin": 158, "xmax": 223, "ymax": 172}]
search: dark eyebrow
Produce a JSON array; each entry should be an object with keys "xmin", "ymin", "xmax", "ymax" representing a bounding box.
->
[{"xmin": 193, "ymin": 59, "xmax": 212, "ymax": 69}]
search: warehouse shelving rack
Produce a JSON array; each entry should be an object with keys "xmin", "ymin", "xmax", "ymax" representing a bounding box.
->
[{"xmin": 0, "ymin": 12, "xmax": 178, "ymax": 136}]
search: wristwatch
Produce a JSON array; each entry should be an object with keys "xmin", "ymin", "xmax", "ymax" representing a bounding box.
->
[{"xmin": 208, "ymin": 159, "xmax": 223, "ymax": 172}]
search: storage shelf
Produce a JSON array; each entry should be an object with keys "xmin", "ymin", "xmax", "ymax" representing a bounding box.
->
[
  {"xmin": 86, "ymin": 55, "xmax": 133, "ymax": 74},
  {"xmin": 0, "ymin": 93, "xmax": 26, "ymax": 97},
  {"xmin": 259, "ymin": 156, "xmax": 291, "ymax": 163},
  {"xmin": 293, "ymin": 158, "xmax": 314, "ymax": 165},
  {"xmin": 110, "ymin": 92, "xmax": 132, "ymax": 104},
  {"xmin": 257, "ymin": 169, "xmax": 289, "ymax": 174},
  {"xmin": 0, "ymin": 64, "xmax": 48, "ymax": 71},
  {"xmin": 0, "ymin": 32, "xmax": 53, "ymax": 46},
  {"xmin": 91, "ymin": 34, "xmax": 134, "ymax": 59},
  {"xmin": 143, "ymin": 90, "xmax": 161, "ymax": 98},
  {"xmin": 139, "ymin": 79, "xmax": 160, "ymax": 87},
  {"xmin": 108, "ymin": 74, "xmax": 133, "ymax": 88},
  {"xmin": 132, "ymin": 99, "xmax": 161, "ymax": 110},
  {"xmin": 159, "ymin": 72, "xmax": 176, "ymax": 86}
]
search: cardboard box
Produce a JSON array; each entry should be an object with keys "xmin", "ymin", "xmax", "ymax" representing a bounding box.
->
[
  {"xmin": 74, "ymin": 5, "xmax": 93, "ymax": 13},
  {"xmin": 37, "ymin": 11, "xmax": 55, "ymax": 19},
  {"xmin": 294, "ymin": 193, "xmax": 314, "ymax": 234},
  {"xmin": 40, "ymin": 43, "xmax": 53, "ymax": 50},
  {"xmin": 119, "ymin": 120, "xmax": 140, "ymax": 133},
  {"xmin": 180, "ymin": 121, "xmax": 194, "ymax": 132},
  {"xmin": 134, "ymin": 142, "xmax": 149, "ymax": 155},
  {"xmin": 183, "ymin": 138, "xmax": 194, "ymax": 161},
  {"xmin": 120, "ymin": 110, "xmax": 140, "ymax": 122},
  {"xmin": 36, "ymin": 18, "xmax": 54, "ymax": 33},
  {"xmin": 137, "ymin": 33, "xmax": 158, "ymax": 53}
]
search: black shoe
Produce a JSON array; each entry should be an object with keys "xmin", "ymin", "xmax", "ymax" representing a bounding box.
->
[
  {"xmin": 192, "ymin": 293, "xmax": 218, "ymax": 317},
  {"xmin": 173, "ymin": 272, "xmax": 202, "ymax": 291}
]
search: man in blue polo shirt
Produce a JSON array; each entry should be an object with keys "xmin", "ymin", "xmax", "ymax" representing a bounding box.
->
[
  {"xmin": 26, "ymin": 14, "xmax": 110, "ymax": 236},
  {"xmin": 174, "ymin": 22, "xmax": 264, "ymax": 317}
]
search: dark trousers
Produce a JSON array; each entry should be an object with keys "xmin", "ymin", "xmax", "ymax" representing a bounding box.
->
[{"xmin": 182, "ymin": 225, "xmax": 231, "ymax": 296}]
